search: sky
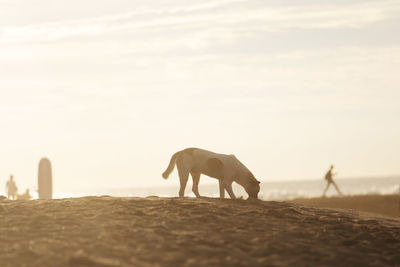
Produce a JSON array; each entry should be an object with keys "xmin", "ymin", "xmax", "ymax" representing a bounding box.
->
[{"xmin": 0, "ymin": 0, "xmax": 399, "ymax": 194}]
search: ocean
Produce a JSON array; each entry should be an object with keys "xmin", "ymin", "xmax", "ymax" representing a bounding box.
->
[{"xmin": 53, "ymin": 176, "xmax": 400, "ymax": 200}]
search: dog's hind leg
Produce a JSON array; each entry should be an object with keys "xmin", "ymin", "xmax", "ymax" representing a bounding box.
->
[
  {"xmin": 191, "ymin": 172, "xmax": 201, "ymax": 198},
  {"xmin": 177, "ymin": 165, "xmax": 189, "ymax": 197},
  {"xmin": 178, "ymin": 170, "xmax": 189, "ymax": 197}
]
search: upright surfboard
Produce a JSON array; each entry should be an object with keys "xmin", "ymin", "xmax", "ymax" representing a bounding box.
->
[{"xmin": 38, "ymin": 158, "xmax": 52, "ymax": 199}]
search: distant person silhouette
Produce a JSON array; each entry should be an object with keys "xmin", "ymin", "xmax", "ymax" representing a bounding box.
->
[
  {"xmin": 5, "ymin": 174, "xmax": 18, "ymax": 200},
  {"xmin": 17, "ymin": 189, "xmax": 32, "ymax": 200},
  {"xmin": 322, "ymin": 165, "xmax": 343, "ymax": 197}
]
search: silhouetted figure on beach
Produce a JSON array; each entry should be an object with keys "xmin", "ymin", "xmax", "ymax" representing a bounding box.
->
[
  {"xmin": 17, "ymin": 189, "xmax": 32, "ymax": 200},
  {"xmin": 5, "ymin": 175, "xmax": 18, "ymax": 200},
  {"xmin": 322, "ymin": 165, "xmax": 343, "ymax": 197}
]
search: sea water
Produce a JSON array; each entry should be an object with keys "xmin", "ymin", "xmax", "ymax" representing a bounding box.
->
[{"xmin": 53, "ymin": 176, "xmax": 400, "ymax": 200}]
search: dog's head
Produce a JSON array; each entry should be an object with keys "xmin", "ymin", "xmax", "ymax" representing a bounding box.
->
[{"xmin": 246, "ymin": 180, "xmax": 260, "ymax": 199}]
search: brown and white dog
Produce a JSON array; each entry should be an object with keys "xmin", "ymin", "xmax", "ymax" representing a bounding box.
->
[{"xmin": 162, "ymin": 148, "xmax": 260, "ymax": 199}]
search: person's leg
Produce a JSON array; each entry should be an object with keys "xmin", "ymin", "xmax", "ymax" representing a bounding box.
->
[
  {"xmin": 332, "ymin": 181, "xmax": 343, "ymax": 196},
  {"xmin": 322, "ymin": 182, "xmax": 330, "ymax": 197}
]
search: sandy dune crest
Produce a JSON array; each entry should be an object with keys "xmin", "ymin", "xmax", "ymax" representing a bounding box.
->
[
  {"xmin": 291, "ymin": 194, "xmax": 400, "ymax": 218},
  {"xmin": 0, "ymin": 196, "xmax": 399, "ymax": 266}
]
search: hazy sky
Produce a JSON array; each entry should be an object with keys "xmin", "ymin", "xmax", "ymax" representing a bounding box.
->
[{"xmin": 1, "ymin": 0, "xmax": 399, "ymax": 193}]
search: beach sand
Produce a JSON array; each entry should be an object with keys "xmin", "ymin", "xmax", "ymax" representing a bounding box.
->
[
  {"xmin": 0, "ymin": 196, "xmax": 399, "ymax": 266},
  {"xmin": 291, "ymin": 194, "xmax": 400, "ymax": 218}
]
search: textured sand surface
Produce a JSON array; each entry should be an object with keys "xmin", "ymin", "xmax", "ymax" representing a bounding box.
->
[
  {"xmin": 291, "ymin": 194, "xmax": 400, "ymax": 218},
  {"xmin": 0, "ymin": 196, "xmax": 399, "ymax": 266}
]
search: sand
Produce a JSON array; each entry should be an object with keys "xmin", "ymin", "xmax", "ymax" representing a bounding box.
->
[
  {"xmin": 291, "ymin": 194, "xmax": 400, "ymax": 218},
  {"xmin": 0, "ymin": 196, "xmax": 399, "ymax": 267}
]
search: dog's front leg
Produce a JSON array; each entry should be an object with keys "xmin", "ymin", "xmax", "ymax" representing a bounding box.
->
[
  {"xmin": 219, "ymin": 179, "xmax": 225, "ymax": 198},
  {"xmin": 224, "ymin": 181, "xmax": 236, "ymax": 199}
]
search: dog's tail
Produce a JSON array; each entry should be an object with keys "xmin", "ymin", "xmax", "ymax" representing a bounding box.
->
[
  {"xmin": 162, "ymin": 151, "xmax": 180, "ymax": 179},
  {"xmin": 162, "ymin": 148, "xmax": 197, "ymax": 179}
]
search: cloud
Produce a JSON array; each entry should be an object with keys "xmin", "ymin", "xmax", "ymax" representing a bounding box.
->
[
  {"xmin": 0, "ymin": 0, "xmax": 245, "ymax": 43},
  {"xmin": 0, "ymin": 0, "xmax": 399, "ymax": 44}
]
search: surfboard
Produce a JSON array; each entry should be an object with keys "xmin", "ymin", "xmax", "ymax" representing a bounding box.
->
[{"xmin": 38, "ymin": 158, "xmax": 52, "ymax": 199}]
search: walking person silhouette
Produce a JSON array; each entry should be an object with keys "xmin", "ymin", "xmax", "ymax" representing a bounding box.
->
[
  {"xmin": 5, "ymin": 174, "xmax": 18, "ymax": 200},
  {"xmin": 322, "ymin": 165, "xmax": 343, "ymax": 197}
]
